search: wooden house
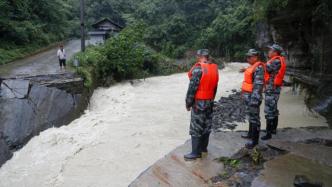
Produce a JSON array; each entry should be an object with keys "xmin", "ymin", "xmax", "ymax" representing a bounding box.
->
[{"xmin": 88, "ymin": 18, "xmax": 123, "ymax": 45}]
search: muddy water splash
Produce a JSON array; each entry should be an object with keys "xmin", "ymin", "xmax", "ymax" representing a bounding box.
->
[{"xmin": 0, "ymin": 63, "xmax": 327, "ymax": 187}]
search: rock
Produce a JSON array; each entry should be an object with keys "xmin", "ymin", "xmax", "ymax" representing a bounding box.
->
[
  {"xmin": 213, "ymin": 91, "xmax": 246, "ymax": 130},
  {"xmin": 294, "ymin": 175, "xmax": 322, "ymax": 187},
  {"xmin": 0, "ymin": 73, "xmax": 91, "ymax": 167},
  {"xmin": 256, "ymin": 0, "xmax": 332, "ymax": 126},
  {"xmin": 0, "ymin": 79, "xmax": 30, "ymax": 99},
  {"xmin": 0, "ymin": 137, "xmax": 12, "ymax": 167}
]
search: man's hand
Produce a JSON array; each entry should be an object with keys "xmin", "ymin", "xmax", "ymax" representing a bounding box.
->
[
  {"xmin": 186, "ymin": 106, "xmax": 191, "ymax": 111},
  {"xmin": 239, "ymin": 67, "xmax": 247, "ymax": 73}
]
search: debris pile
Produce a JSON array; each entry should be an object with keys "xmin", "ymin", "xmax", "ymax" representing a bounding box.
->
[
  {"xmin": 213, "ymin": 90, "xmax": 246, "ymax": 130},
  {"xmin": 211, "ymin": 145, "xmax": 286, "ymax": 187}
]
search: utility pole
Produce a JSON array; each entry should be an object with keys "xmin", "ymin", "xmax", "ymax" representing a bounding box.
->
[{"xmin": 80, "ymin": 0, "xmax": 85, "ymax": 52}]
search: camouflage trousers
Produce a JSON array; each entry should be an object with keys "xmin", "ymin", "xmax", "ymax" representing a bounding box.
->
[
  {"xmin": 189, "ymin": 100, "xmax": 214, "ymax": 137},
  {"xmin": 264, "ymin": 92, "xmax": 280, "ymax": 120},
  {"xmin": 243, "ymin": 93, "xmax": 261, "ymax": 128}
]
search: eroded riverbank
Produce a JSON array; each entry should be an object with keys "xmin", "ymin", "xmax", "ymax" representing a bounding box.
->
[{"xmin": 0, "ymin": 63, "xmax": 328, "ymax": 187}]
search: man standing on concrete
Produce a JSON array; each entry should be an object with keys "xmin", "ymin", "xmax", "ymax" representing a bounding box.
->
[
  {"xmin": 57, "ymin": 45, "xmax": 66, "ymax": 70},
  {"xmin": 261, "ymin": 44, "xmax": 286, "ymax": 140},
  {"xmin": 184, "ymin": 49, "xmax": 219, "ymax": 160},
  {"xmin": 241, "ymin": 49, "xmax": 265, "ymax": 149}
]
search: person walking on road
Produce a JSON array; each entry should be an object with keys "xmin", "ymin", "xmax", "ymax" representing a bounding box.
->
[
  {"xmin": 184, "ymin": 49, "xmax": 219, "ymax": 160},
  {"xmin": 241, "ymin": 49, "xmax": 265, "ymax": 149},
  {"xmin": 57, "ymin": 45, "xmax": 66, "ymax": 70},
  {"xmin": 261, "ymin": 44, "xmax": 287, "ymax": 140}
]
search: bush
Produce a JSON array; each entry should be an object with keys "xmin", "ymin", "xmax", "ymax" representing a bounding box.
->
[{"xmin": 71, "ymin": 24, "xmax": 181, "ymax": 87}]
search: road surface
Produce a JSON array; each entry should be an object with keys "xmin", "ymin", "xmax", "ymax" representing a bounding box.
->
[
  {"xmin": 0, "ymin": 63, "xmax": 327, "ymax": 187},
  {"xmin": 0, "ymin": 40, "xmax": 81, "ymax": 78}
]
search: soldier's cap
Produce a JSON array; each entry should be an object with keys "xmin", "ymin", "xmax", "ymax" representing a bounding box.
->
[
  {"xmin": 197, "ymin": 49, "xmax": 209, "ymax": 56},
  {"xmin": 267, "ymin": 44, "xmax": 283, "ymax": 53},
  {"xmin": 246, "ymin": 49, "xmax": 259, "ymax": 57}
]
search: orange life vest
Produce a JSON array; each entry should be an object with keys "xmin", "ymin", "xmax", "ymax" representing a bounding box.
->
[
  {"xmin": 188, "ymin": 60, "xmax": 219, "ymax": 100},
  {"xmin": 242, "ymin": 61, "xmax": 265, "ymax": 93},
  {"xmin": 264, "ymin": 56, "xmax": 287, "ymax": 86}
]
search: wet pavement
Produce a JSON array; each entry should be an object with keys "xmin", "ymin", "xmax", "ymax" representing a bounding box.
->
[
  {"xmin": 131, "ymin": 128, "xmax": 332, "ymax": 187},
  {"xmin": 252, "ymin": 154, "xmax": 332, "ymax": 187},
  {"xmin": 0, "ymin": 40, "xmax": 80, "ymax": 78},
  {"xmin": 129, "ymin": 132, "xmax": 246, "ymax": 187}
]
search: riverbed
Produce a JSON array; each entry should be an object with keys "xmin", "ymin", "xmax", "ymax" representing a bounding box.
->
[{"xmin": 0, "ymin": 63, "xmax": 327, "ymax": 187}]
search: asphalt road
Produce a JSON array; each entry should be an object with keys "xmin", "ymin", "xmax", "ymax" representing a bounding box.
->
[{"xmin": 0, "ymin": 40, "xmax": 81, "ymax": 78}]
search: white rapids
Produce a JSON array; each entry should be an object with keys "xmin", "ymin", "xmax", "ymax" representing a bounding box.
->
[{"xmin": 0, "ymin": 63, "xmax": 327, "ymax": 187}]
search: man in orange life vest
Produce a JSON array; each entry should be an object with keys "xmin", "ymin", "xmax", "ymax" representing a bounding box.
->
[
  {"xmin": 241, "ymin": 49, "xmax": 265, "ymax": 149},
  {"xmin": 184, "ymin": 49, "xmax": 219, "ymax": 160},
  {"xmin": 261, "ymin": 44, "xmax": 286, "ymax": 140}
]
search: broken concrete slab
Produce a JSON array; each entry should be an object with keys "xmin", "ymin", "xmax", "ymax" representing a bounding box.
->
[
  {"xmin": 130, "ymin": 128, "xmax": 332, "ymax": 187},
  {"xmin": 267, "ymin": 140, "xmax": 332, "ymax": 167},
  {"xmin": 0, "ymin": 79, "xmax": 30, "ymax": 99},
  {"xmin": 129, "ymin": 142, "xmax": 223, "ymax": 187},
  {"xmin": 252, "ymin": 154, "xmax": 332, "ymax": 187},
  {"xmin": 129, "ymin": 132, "xmax": 247, "ymax": 187}
]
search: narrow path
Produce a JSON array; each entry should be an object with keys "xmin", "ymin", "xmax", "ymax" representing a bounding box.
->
[
  {"xmin": 0, "ymin": 40, "xmax": 80, "ymax": 78},
  {"xmin": 0, "ymin": 63, "xmax": 327, "ymax": 187}
]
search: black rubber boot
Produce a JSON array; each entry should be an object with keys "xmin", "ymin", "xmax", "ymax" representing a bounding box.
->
[
  {"xmin": 245, "ymin": 125, "xmax": 259, "ymax": 149},
  {"xmin": 272, "ymin": 116, "xmax": 278, "ymax": 134},
  {"xmin": 201, "ymin": 133, "xmax": 210, "ymax": 154},
  {"xmin": 241, "ymin": 123, "xmax": 253, "ymax": 139},
  {"xmin": 184, "ymin": 136, "xmax": 202, "ymax": 160},
  {"xmin": 261, "ymin": 119, "xmax": 273, "ymax": 140}
]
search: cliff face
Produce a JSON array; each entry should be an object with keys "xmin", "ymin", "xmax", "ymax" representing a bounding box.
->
[
  {"xmin": 0, "ymin": 73, "xmax": 91, "ymax": 166},
  {"xmin": 256, "ymin": 0, "xmax": 332, "ymax": 124}
]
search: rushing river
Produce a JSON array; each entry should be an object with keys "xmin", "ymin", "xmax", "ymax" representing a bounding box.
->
[{"xmin": 0, "ymin": 63, "xmax": 327, "ymax": 187}]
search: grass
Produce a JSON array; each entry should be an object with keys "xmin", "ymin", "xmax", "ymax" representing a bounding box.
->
[
  {"xmin": 0, "ymin": 40, "xmax": 67, "ymax": 65},
  {"xmin": 217, "ymin": 157, "xmax": 241, "ymax": 168},
  {"xmin": 0, "ymin": 44, "xmax": 41, "ymax": 65}
]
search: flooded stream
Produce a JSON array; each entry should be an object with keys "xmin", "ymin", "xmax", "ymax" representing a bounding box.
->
[{"xmin": 0, "ymin": 63, "xmax": 328, "ymax": 187}]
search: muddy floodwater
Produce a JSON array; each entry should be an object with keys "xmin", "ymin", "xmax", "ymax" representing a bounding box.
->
[
  {"xmin": 232, "ymin": 85, "xmax": 327, "ymax": 131},
  {"xmin": 0, "ymin": 63, "xmax": 328, "ymax": 187}
]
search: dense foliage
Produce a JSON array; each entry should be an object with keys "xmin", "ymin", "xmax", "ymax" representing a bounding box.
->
[
  {"xmin": 0, "ymin": 0, "xmax": 259, "ymax": 63},
  {"xmin": 3, "ymin": 0, "xmax": 328, "ymax": 65},
  {"xmin": 73, "ymin": 24, "xmax": 183, "ymax": 87},
  {"xmin": 0, "ymin": 0, "xmax": 77, "ymax": 64},
  {"xmin": 81, "ymin": 0, "xmax": 255, "ymax": 59}
]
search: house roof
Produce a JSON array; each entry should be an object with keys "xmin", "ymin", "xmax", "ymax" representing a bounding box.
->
[{"xmin": 92, "ymin": 18, "xmax": 124, "ymax": 29}]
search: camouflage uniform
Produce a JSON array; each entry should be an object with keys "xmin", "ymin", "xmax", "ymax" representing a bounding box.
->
[
  {"xmin": 264, "ymin": 59, "xmax": 281, "ymax": 120},
  {"xmin": 243, "ymin": 65, "xmax": 265, "ymax": 127},
  {"xmin": 185, "ymin": 65, "xmax": 216, "ymax": 137}
]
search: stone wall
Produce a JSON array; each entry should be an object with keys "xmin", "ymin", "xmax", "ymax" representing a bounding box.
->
[{"xmin": 0, "ymin": 73, "xmax": 91, "ymax": 166}]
